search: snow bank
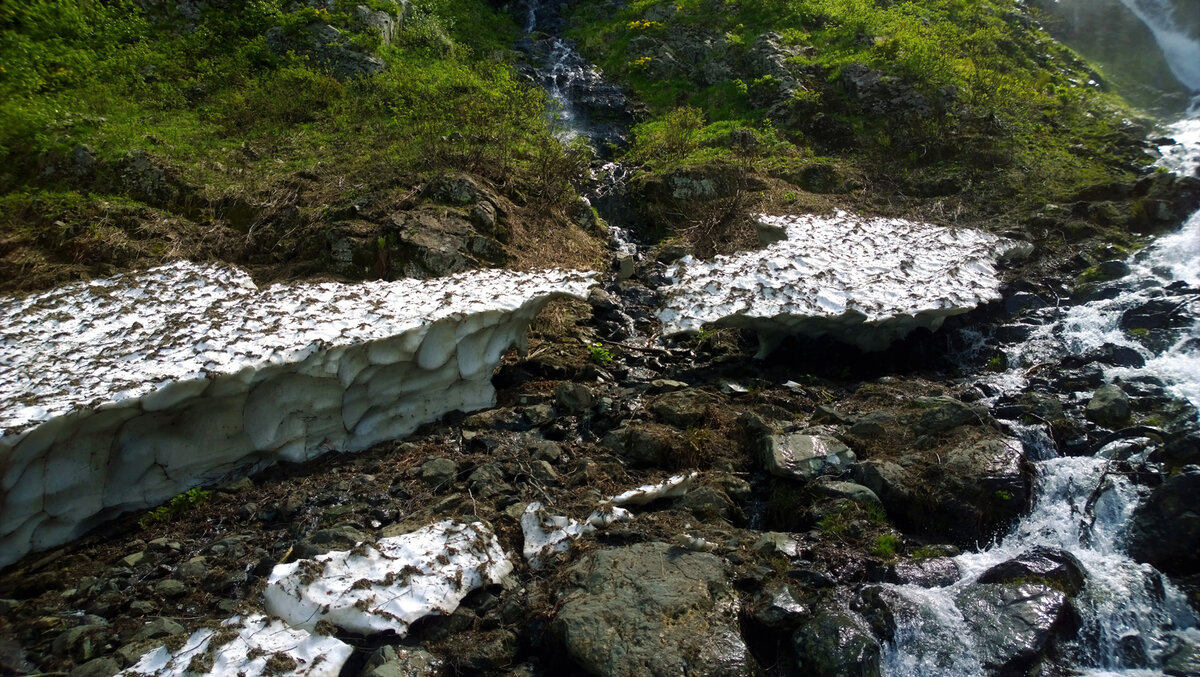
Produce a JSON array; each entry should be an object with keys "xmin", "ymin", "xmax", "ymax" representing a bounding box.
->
[
  {"xmin": 120, "ymin": 614, "xmax": 352, "ymax": 677},
  {"xmin": 264, "ymin": 520, "xmax": 512, "ymax": 635},
  {"xmin": 0, "ymin": 262, "xmax": 594, "ymax": 567},
  {"xmin": 658, "ymin": 212, "xmax": 1029, "ymax": 354}
]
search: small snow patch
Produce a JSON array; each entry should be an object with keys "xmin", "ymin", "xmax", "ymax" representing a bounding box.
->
[
  {"xmin": 608, "ymin": 473, "xmax": 698, "ymax": 506},
  {"xmin": 120, "ymin": 614, "xmax": 351, "ymax": 677},
  {"xmin": 264, "ymin": 520, "xmax": 512, "ymax": 635}
]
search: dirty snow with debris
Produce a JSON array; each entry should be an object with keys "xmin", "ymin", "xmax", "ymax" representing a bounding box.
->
[
  {"xmin": 0, "ymin": 261, "xmax": 594, "ymax": 568},
  {"xmin": 120, "ymin": 614, "xmax": 353, "ymax": 677},
  {"xmin": 264, "ymin": 521, "xmax": 513, "ymax": 635},
  {"xmin": 658, "ymin": 212, "xmax": 1029, "ymax": 353}
]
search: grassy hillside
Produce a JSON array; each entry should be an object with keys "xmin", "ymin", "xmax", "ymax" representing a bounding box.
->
[
  {"xmin": 565, "ymin": 0, "xmax": 1175, "ymax": 257},
  {"xmin": 0, "ymin": 0, "xmax": 600, "ymax": 292}
]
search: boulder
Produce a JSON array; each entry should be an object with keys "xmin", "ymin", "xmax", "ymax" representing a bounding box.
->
[
  {"xmin": 792, "ymin": 608, "xmax": 881, "ymax": 677},
  {"xmin": 761, "ymin": 432, "xmax": 856, "ymax": 481},
  {"xmin": 976, "ymin": 547, "xmax": 1087, "ymax": 596},
  {"xmin": 552, "ymin": 542, "xmax": 755, "ymax": 676},
  {"xmin": 650, "ymin": 388, "xmax": 718, "ymax": 428},
  {"xmin": 955, "ymin": 582, "xmax": 1079, "ymax": 675},
  {"xmin": 1085, "ymin": 384, "xmax": 1132, "ymax": 428},
  {"xmin": 601, "ymin": 423, "xmax": 682, "ymax": 467},
  {"xmin": 265, "ymin": 23, "xmax": 385, "ymax": 81},
  {"xmin": 1127, "ymin": 467, "xmax": 1200, "ymax": 576}
]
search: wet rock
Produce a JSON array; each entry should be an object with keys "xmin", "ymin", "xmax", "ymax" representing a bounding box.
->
[
  {"xmin": 1127, "ymin": 467, "xmax": 1200, "ymax": 576},
  {"xmin": 1085, "ymin": 384, "xmax": 1132, "ymax": 428},
  {"xmin": 552, "ymin": 542, "xmax": 755, "ymax": 676},
  {"xmin": 956, "ymin": 582, "xmax": 1079, "ymax": 675},
  {"xmin": 1064, "ymin": 342, "xmax": 1146, "ymax": 368},
  {"xmin": 911, "ymin": 396, "xmax": 991, "ymax": 436},
  {"xmin": 792, "ymin": 608, "xmax": 881, "ymax": 677},
  {"xmin": 889, "ymin": 556, "xmax": 960, "ymax": 587},
  {"xmin": 747, "ymin": 581, "xmax": 808, "ymax": 629},
  {"xmin": 1120, "ymin": 297, "xmax": 1193, "ymax": 330},
  {"xmin": 1162, "ymin": 630, "xmax": 1200, "ymax": 677},
  {"xmin": 762, "ymin": 432, "xmax": 856, "ymax": 481},
  {"xmin": 419, "ymin": 457, "xmax": 458, "ymax": 488},
  {"xmin": 976, "ymin": 546, "xmax": 1087, "ymax": 596}
]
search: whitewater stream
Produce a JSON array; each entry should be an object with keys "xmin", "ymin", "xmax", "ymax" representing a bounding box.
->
[{"xmin": 881, "ymin": 3, "xmax": 1200, "ymax": 673}]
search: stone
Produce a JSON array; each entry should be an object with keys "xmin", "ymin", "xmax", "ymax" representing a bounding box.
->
[
  {"xmin": 362, "ymin": 645, "xmax": 443, "ymax": 677},
  {"xmin": 813, "ymin": 480, "xmax": 881, "ymax": 507},
  {"xmin": 134, "ymin": 618, "xmax": 185, "ymax": 640},
  {"xmin": 0, "ymin": 261, "xmax": 593, "ymax": 568},
  {"xmin": 1127, "ymin": 467, "xmax": 1200, "ymax": 576},
  {"xmin": 748, "ymin": 581, "xmax": 808, "ymax": 629},
  {"xmin": 552, "ymin": 542, "xmax": 755, "ymax": 676},
  {"xmin": 650, "ymin": 388, "xmax": 717, "ymax": 428},
  {"xmin": 264, "ymin": 23, "xmax": 385, "ymax": 81},
  {"xmin": 600, "ymin": 423, "xmax": 680, "ymax": 467},
  {"xmin": 675, "ymin": 486, "xmax": 737, "ymax": 521},
  {"xmin": 659, "ymin": 212, "xmax": 1027, "ymax": 353},
  {"xmin": 792, "ymin": 608, "xmax": 881, "ymax": 677},
  {"xmin": 761, "ymin": 432, "xmax": 856, "ymax": 480},
  {"xmin": 554, "ymin": 383, "xmax": 594, "ymax": 413},
  {"xmin": 1085, "ymin": 384, "xmax": 1132, "ymax": 427},
  {"xmin": 955, "ymin": 582, "xmax": 1079, "ymax": 675},
  {"xmin": 153, "ymin": 579, "xmax": 187, "ymax": 598},
  {"xmin": 419, "ymin": 457, "xmax": 458, "ymax": 488},
  {"xmin": 53, "ymin": 624, "xmax": 107, "ymax": 663},
  {"xmin": 528, "ymin": 440, "xmax": 562, "ymax": 463},
  {"xmin": 976, "ymin": 547, "xmax": 1087, "ymax": 596},
  {"xmin": 69, "ymin": 658, "xmax": 121, "ymax": 677},
  {"xmin": 889, "ymin": 556, "xmax": 960, "ymax": 588},
  {"xmin": 309, "ymin": 525, "xmax": 368, "ymax": 548},
  {"xmin": 1162, "ymin": 631, "xmax": 1200, "ymax": 677}
]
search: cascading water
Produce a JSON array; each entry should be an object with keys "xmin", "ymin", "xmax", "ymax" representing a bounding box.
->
[{"xmin": 882, "ymin": 3, "xmax": 1200, "ymax": 672}]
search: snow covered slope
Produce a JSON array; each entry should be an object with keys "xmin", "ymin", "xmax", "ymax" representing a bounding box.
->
[
  {"xmin": 0, "ymin": 262, "xmax": 594, "ymax": 567},
  {"xmin": 658, "ymin": 212, "xmax": 1029, "ymax": 354}
]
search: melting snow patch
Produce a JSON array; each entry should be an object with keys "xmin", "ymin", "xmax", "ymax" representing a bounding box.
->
[
  {"xmin": 0, "ymin": 261, "xmax": 593, "ymax": 567},
  {"xmin": 264, "ymin": 520, "xmax": 512, "ymax": 635},
  {"xmin": 607, "ymin": 473, "xmax": 698, "ymax": 506},
  {"xmin": 659, "ymin": 212, "xmax": 1029, "ymax": 353},
  {"xmin": 120, "ymin": 614, "xmax": 352, "ymax": 677},
  {"xmin": 521, "ymin": 502, "xmax": 594, "ymax": 569}
]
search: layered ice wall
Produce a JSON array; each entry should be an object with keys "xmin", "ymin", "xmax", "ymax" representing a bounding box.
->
[
  {"xmin": 659, "ymin": 212, "xmax": 1029, "ymax": 354},
  {"xmin": 0, "ymin": 261, "xmax": 594, "ymax": 567}
]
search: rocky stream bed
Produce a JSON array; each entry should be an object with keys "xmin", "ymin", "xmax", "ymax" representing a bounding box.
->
[{"xmin": 2, "ymin": 1, "xmax": 1200, "ymax": 676}]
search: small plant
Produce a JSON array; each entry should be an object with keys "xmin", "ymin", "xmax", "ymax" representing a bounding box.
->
[
  {"xmin": 589, "ymin": 342, "xmax": 613, "ymax": 365},
  {"xmin": 871, "ymin": 533, "xmax": 901, "ymax": 559},
  {"xmin": 994, "ymin": 489, "xmax": 1014, "ymax": 501},
  {"xmin": 139, "ymin": 487, "xmax": 212, "ymax": 528}
]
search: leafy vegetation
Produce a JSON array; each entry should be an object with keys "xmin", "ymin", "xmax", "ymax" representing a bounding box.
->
[
  {"xmin": 0, "ymin": 0, "xmax": 595, "ymax": 292},
  {"xmin": 139, "ymin": 487, "xmax": 212, "ymax": 528},
  {"xmin": 589, "ymin": 342, "xmax": 614, "ymax": 365},
  {"xmin": 565, "ymin": 0, "xmax": 1157, "ymax": 251}
]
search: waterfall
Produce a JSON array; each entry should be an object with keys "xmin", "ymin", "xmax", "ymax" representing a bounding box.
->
[
  {"xmin": 883, "ymin": 9, "xmax": 1200, "ymax": 673},
  {"xmin": 1116, "ymin": 0, "xmax": 1200, "ymax": 94}
]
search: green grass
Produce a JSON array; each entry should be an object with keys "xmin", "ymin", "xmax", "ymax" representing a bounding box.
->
[{"xmin": 565, "ymin": 0, "xmax": 1152, "ymax": 221}]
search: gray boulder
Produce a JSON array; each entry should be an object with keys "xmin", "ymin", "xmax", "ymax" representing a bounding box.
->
[
  {"xmin": 792, "ymin": 608, "xmax": 881, "ymax": 677},
  {"xmin": 1085, "ymin": 384, "xmax": 1132, "ymax": 428},
  {"xmin": 552, "ymin": 542, "xmax": 756, "ymax": 677},
  {"xmin": 956, "ymin": 582, "xmax": 1079, "ymax": 675},
  {"xmin": 976, "ymin": 547, "xmax": 1087, "ymax": 596},
  {"xmin": 1127, "ymin": 466, "xmax": 1200, "ymax": 576},
  {"xmin": 352, "ymin": 1, "xmax": 411, "ymax": 45},
  {"xmin": 650, "ymin": 388, "xmax": 718, "ymax": 428},
  {"xmin": 762, "ymin": 431, "xmax": 856, "ymax": 481}
]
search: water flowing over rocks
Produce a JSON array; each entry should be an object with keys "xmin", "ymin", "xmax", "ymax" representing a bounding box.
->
[
  {"xmin": 0, "ymin": 261, "xmax": 594, "ymax": 567},
  {"xmin": 658, "ymin": 212, "xmax": 1032, "ymax": 354}
]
